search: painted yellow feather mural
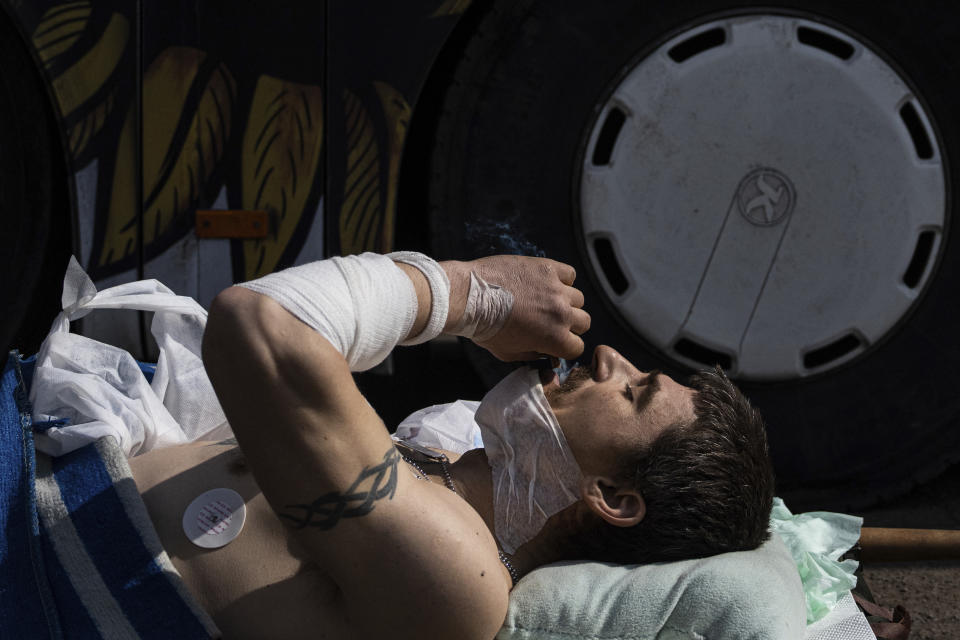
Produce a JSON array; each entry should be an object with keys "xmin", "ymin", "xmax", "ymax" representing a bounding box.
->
[
  {"xmin": 373, "ymin": 81, "xmax": 411, "ymax": 253},
  {"xmin": 97, "ymin": 46, "xmax": 235, "ymax": 268},
  {"xmin": 432, "ymin": 0, "xmax": 472, "ymax": 17},
  {"xmin": 32, "ymin": 2, "xmax": 126, "ymax": 161},
  {"xmin": 32, "ymin": 1, "xmax": 92, "ymax": 65},
  {"xmin": 241, "ymin": 75, "xmax": 324, "ymax": 279},
  {"xmin": 339, "ymin": 88, "xmax": 381, "ymax": 256},
  {"xmin": 339, "ymin": 83, "xmax": 410, "ymax": 255}
]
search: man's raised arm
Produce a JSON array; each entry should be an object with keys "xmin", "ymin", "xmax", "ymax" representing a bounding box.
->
[{"xmin": 201, "ymin": 252, "xmax": 588, "ymax": 639}]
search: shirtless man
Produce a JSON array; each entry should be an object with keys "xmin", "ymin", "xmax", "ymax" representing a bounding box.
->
[{"xmin": 129, "ymin": 252, "xmax": 773, "ymax": 639}]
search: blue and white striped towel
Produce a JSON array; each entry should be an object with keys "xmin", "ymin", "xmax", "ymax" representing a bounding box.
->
[{"xmin": 1, "ymin": 353, "xmax": 219, "ymax": 639}]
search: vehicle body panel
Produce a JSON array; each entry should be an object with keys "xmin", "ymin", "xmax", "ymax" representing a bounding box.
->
[{"xmin": 4, "ymin": 0, "xmax": 467, "ymax": 324}]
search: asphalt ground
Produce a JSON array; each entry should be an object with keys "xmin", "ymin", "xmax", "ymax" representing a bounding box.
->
[{"xmin": 854, "ymin": 462, "xmax": 960, "ymax": 640}]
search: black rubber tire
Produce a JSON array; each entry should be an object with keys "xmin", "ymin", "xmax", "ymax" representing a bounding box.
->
[
  {"xmin": 0, "ymin": 6, "xmax": 72, "ymax": 356},
  {"xmin": 427, "ymin": 0, "xmax": 960, "ymax": 510}
]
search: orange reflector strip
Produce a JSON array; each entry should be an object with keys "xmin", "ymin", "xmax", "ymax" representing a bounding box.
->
[{"xmin": 195, "ymin": 210, "xmax": 269, "ymax": 238}]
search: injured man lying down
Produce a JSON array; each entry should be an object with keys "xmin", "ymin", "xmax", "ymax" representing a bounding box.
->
[{"xmin": 128, "ymin": 251, "xmax": 775, "ymax": 639}]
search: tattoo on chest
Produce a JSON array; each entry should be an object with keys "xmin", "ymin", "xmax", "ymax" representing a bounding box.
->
[{"xmin": 279, "ymin": 447, "xmax": 399, "ymax": 530}]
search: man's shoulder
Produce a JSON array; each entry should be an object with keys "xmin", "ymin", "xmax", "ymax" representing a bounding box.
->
[{"xmin": 340, "ymin": 467, "xmax": 510, "ymax": 638}]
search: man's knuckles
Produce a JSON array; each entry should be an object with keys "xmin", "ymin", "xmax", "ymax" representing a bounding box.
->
[{"xmin": 552, "ymin": 300, "xmax": 573, "ymax": 325}]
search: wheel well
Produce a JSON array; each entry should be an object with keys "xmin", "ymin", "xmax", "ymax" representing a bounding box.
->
[
  {"xmin": 0, "ymin": 1, "xmax": 75, "ymax": 355},
  {"xmin": 395, "ymin": 0, "xmax": 493, "ymax": 255}
]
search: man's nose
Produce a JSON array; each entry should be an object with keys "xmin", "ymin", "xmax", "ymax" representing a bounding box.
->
[{"xmin": 592, "ymin": 345, "xmax": 626, "ymax": 382}]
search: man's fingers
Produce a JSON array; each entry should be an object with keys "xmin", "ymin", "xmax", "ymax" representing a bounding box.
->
[
  {"xmin": 554, "ymin": 262, "xmax": 576, "ymax": 286},
  {"xmin": 570, "ymin": 308, "xmax": 591, "ymax": 336},
  {"xmin": 566, "ymin": 286, "xmax": 585, "ymax": 309},
  {"xmin": 556, "ymin": 332, "xmax": 585, "ymax": 361}
]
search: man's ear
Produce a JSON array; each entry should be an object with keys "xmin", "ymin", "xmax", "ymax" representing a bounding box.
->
[{"xmin": 580, "ymin": 475, "xmax": 646, "ymax": 527}]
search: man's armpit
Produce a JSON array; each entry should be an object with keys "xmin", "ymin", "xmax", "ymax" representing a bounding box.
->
[{"xmin": 278, "ymin": 447, "xmax": 399, "ymax": 530}]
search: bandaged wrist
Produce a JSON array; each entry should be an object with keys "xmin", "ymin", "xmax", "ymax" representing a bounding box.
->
[
  {"xmin": 238, "ymin": 253, "xmax": 417, "ymax": 372},
  {"xmin": 449, "ymin": 272, "xmax": 514, "ymax": 342},
  {"xmin": 387, "ymin": 251, "xmax": 450, "ymax": 346}
]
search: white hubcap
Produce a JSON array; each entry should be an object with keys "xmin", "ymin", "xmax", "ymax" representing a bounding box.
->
[{"xmin": 579, "ymin": 14, "xmax": 946, "ymax": 380}]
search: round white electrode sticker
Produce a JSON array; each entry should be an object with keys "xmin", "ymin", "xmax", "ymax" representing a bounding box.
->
[{"xmin": 182, "ymin": 488, "xmax": 246, "ymax": 549}]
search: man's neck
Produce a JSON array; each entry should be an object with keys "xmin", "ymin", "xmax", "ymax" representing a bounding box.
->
[{"xmin": 448, "ymin": 448, "xmax": 583, "ymax": 579}]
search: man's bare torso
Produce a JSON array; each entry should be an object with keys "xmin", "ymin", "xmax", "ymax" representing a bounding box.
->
[
  {"xmin": 129, "ymin": 440, "xmax": 475, "ymax": 639},
  {"xmin": 185, "ymin": 254, "xmax": 578, "ymax": 638}
]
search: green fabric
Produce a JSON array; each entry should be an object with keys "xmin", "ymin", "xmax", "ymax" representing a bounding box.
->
[
  {"xmin": 499, "ymin": 534, "xmax": 806, "ymax": 640},
  {"xmin": 769, "ymin": 498, "xmax": 862, "ymax": 624}
]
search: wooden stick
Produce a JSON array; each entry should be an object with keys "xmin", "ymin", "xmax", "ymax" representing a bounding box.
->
[{"xmin": 860, "ymin": 527, "xmax": 960, "ymax": 562}]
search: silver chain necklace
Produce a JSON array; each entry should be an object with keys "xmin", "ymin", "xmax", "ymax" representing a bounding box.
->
[
  {"xmin": 400, "ymin": 451, "xmax": 519, "ymax": 586},
  {"xmin": 401, "ymin": 453, "xmax": 457, "ymax": 493}
]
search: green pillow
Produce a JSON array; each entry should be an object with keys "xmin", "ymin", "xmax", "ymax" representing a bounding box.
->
[{"xmin": 500, "ymin": 534, "xmax": 805, "ymax": 640}]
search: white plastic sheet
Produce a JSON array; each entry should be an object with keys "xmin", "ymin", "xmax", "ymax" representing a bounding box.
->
[
  {"xmin": 393, "ymin": 400, "xmax": 483, "ymax": 454},
  {"xmin": 30, "ymin": 257, "xmax": 231, "ymax": 457}
]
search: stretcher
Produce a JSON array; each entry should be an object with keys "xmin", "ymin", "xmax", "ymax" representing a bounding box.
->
[{"xmin": 5, "ymin": 350, "xmax": 945, "ymax": 640}]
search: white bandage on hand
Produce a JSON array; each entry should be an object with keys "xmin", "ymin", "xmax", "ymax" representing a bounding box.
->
[
  {"xmin": 449, "ymin": 272, "xmax": 514, "ymax": 342},
  {"xmin": 388, "ymin": 251, "xmax": 450, "ymax": 346},
  {"xmin": 238, "ymin": 253, "xmax": 420, "ymax": 372}
]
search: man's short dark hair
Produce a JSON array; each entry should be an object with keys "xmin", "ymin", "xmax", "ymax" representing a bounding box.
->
[{"xmin": 574, "ymin": 366, "xmax": 775, "ymax": 564}]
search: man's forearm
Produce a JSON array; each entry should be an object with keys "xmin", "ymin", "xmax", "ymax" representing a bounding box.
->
[
  {"xmin": 394, "ymin": 262, "xmax": 436, "ymax": 340},
  {"xmin": 397, "ymin": 259, "xmax": 472, "ymax": 340},
  {"xmin": 209, "ymin": 250, "xmax": 585, "ymax": 386}
]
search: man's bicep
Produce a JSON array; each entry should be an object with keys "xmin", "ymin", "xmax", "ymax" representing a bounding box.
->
[
  {"xmin": 203, "ymin": 287, "xmax": 401, "ymax": 539},
  {"xmin": 205, "ymin": 289, "xmax": 509, "ymax": 638},
  {"xmin": 204, "ymin": 286, "xmax": 366, "ymax": 421}
]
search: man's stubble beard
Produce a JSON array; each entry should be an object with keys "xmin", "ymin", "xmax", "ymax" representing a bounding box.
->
[{"xmin": 553, "ymin": 365, "xmax": 593, "ymax": 396}]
